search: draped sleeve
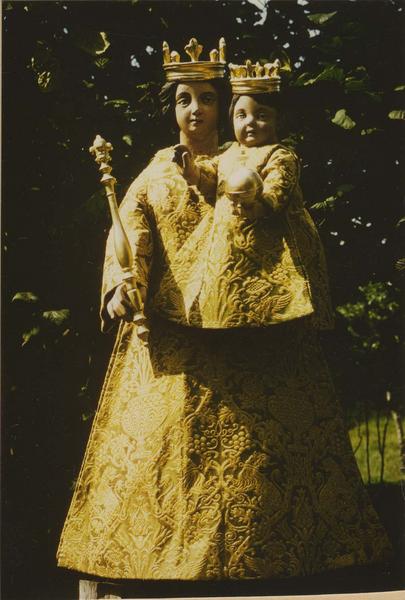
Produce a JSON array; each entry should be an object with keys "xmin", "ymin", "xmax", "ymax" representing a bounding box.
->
[
  {"xmin": 100, "ymin": 169, "xmax": 154, "ymax": 332},
  {"xmin": 259, "ymin": 146, "xmax": 300, "ymax": 213}
]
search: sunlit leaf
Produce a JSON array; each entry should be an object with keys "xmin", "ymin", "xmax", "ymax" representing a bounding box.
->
[
  {"xmin": 12, "ymin": 291, "xmax": 39, "ymax": 303},
  {"xmin": 388, "ymin": 110, "xmax": 405, "ymax": 120},
  {"xmin": 293, "ymin": 72, "xmax": 311, "ymax": 86},
  {"xmin": 313, "ymin": 65, "xmax": 345, "ymax": 83},
  {"xmin": 311, "ymin": 196, "xmax": 336, "ymax": 211},
  {"xmin": 361, "ymin": 128, "xmax": 383, "ymax": 135},
  {"xmin": 73, "ymin": 30, "xmax": 110, "ymax": 56},
  {"xmin": 122, "ymin": 135, "xmax": 133, "ymax": 146},
  {"xmin": 394, "ymin": 85, "xmax": 405, "ymax": 91},
  {"xmin": 247, "ymin": 0, "xmax": 267, "ymax": 9},
  {"xmin": 396, "ymin": 217, "xmax": 405, "ymax": 227},
  {"xmin": 30, "ymin": 42, "xmax": 60, "ymax": 92},
  {"xmin": 332, "ymin": 108, "xmax": 356, "ymax": 129},
  {"xmin": 22, "ymin": 326, "xmax": 40, "ymax": 347},
  {"xmin": 307, "ymin": 11, "xmax": 337, "ymax": 25},
  {"xmin": 94, "ymin": 57, "xmax": 110, "ymax": 69},
  {"xmin": 395, "ymin": 258, "xmax": 405, "ymax": 271},
  {"xmin": 104, "ymin": 99, "xmax": 129, "ymax": 109},
  {"xmin": 42, "ymin": 309, "xmax": 70, "ymax": 326}
]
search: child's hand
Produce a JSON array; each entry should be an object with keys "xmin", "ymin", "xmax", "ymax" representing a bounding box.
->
[{"xmin": 172, "ymin": 144, "xmax": 200, "ymax": 186}]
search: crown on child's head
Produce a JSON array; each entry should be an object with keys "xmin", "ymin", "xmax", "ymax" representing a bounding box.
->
[
  {"xmin": 228, "ymin": 59, "xmax": 281, "ymax": 94},
  {"xmin": 162, "ymin": 37, "xmax": 226, "ymax": 82}
]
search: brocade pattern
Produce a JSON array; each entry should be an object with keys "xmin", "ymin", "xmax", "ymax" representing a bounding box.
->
[
  {"xmin": 101, "ymin": 145, "xmax": 333, "ymax": 330},
  {"xmin": 57, "ymin": 146, "xmax": 391, "ymax": 580},
  {"xmin": 57, "ymin": 317, "xmax": 392, "ymax": 579}
]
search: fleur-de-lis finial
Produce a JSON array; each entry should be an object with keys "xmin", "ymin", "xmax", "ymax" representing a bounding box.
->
[
  {"xmin": 185, "ymin": 38, "xmax": 203, "ymax": 62},
  {"xmin": 264, "ymin": 63, "xmax": 272, "ymax": 77},
  {"xmin": 245, "ymin": 59, "xmax": 254, "ymax": 77},
  {"xmin": 162, "ymin": 41, "xmax": 171, "ymax": 65},
  {"xmin": 89, "ymin": 134, "xmax": 113, "ymax": 167},
  {"xmin": 219, "ymin": 37, "xmax": 226, "ymax": 62},
  {"xmin": 209, "ymin": 49, "xmax": 219, "ymax": 62},
  {"xmin": 254, "ymin": 62, "xmax": 264, "ymax": 77},
  {"xmin": 272, "ymin": 58, "xmax": 281, "ymax": 76}
]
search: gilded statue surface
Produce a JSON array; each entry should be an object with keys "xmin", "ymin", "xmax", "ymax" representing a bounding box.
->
[{"xmin": 57, "ymin": 39, "xmax": 392, "ymax": 581}]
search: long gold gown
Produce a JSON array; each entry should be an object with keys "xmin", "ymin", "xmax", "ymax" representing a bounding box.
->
[{"xmin": 57, "ymin": 146, "xmax": 392, "ymax": 579}]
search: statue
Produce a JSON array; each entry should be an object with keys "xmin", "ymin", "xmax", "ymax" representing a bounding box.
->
[{"xmin": 57, "ymin": 39, "xmax": 392, "ymax": 583}]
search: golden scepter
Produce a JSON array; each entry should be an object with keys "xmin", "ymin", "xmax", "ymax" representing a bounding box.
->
[{"xmin": 90, "ymin": 134, "xmax": 149, "ymax": 343}]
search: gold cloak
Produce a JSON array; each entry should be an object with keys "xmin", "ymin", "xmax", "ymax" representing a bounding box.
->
[
  {"xmin": 57, "ymin": 147, "xmax": 391, "ymax": 579},
  {"xmin": 101, "ymin": 145, "xmax": 333, "ymax": 330}
]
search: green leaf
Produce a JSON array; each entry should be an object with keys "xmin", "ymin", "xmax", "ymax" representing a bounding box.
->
[
  {"xmin": 364, "ymin": 91, "xmax": 383, "ymax": 103},
  {"xmin": 104, "ymin": 99, "xmax": 129, "ymax": 109},
  {"xmin": 311, "ymin": 196, "xmax": 336, "ymax": 211},
  {"xmin": 312, "ymin": 65, "xmax": 345, "ymax": 84},
  {"xmin": 395, "ymin": 258, "xmax": 405, "ymax": 271},
  {"xmin": 344, "ymin": 77, "xmax": 367, "ymax": 92},
  {"xmin": 396, "ymin": 217, "xmax": 405, "ymax": 227},
  {"xmin": 94, "ymin": 57, "xmax": 110, "ymax": 69},
  {"xmin": 336, "ymin": 184, "xmax": 355, "ymax": 196},
  {"xmin": 394, "ymin": 85, "xmax": 405, "ymax": 91},
  {"xmin": 122, "ymin": 134, "xmax": 133, "ymax": 146},
  {"xmin": 12, "ymin": 291, "xmax": 39, "ymax": 303},
  {"xmin": 22, "ymin": 326, "xmax": 40, "ymax": 347},
  {"xmin": 42, "ymin": 309, "xmax": 70, "ymax": 326},
  {"xmin": 331, "ymin": 108, "xmax": 356, "ymax": 129},
  {"xmin": 30, "ymin": 42, "xmax": 60, "ymax": 93},
  {"xmin": 293, "ymin": 72, "xmax": 311, "ymax": 87},
  {"xmin": 388, "ymin": 110, "xmax": 405, "ymax": 120},
  {"xmin": 361, "ymin": 128, "xmax": 383, "ymax": 135},
  {"xmin": 307, "ymin": 11, "xmax": 337, "ymax": 25},
  {"xmin": 73, "ymin": 30, "xmax": 110, "ymax": 56}
]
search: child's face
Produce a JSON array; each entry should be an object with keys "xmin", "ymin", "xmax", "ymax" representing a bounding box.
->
[{"xmin": 233, "ymin": 96, "xmax": 278, "ymax": 147}]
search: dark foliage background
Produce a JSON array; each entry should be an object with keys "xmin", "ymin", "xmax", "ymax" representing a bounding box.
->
[{"xmin": 2, "ymin": 1, "xmax": 404, "ymax": 599}]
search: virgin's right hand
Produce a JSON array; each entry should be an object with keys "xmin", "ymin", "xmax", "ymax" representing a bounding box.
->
[
  {"xmin": 106, "ymin": 284, "xmax": 134, "ymax": 322},
  {"xmin": 172, "ymin": 144, "xmax": 200, "ymax": 186}
]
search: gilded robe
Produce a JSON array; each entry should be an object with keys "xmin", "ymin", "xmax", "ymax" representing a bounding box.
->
[{"xmin": 57, "ymin": 147, "xmax": 392, "ymax": 579}]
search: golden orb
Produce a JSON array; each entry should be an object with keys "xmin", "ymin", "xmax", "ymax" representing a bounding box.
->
[{"xmin": 224, "ymin": 167, "xmax": 263, "ymax": 205}]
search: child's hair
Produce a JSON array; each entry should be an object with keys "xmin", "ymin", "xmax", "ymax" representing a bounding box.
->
[
  {"xmin": 229, "ymin": 92, "xmax": 287, "ymax": 140},
  {"xmin": 159, "ymin": 78, "xmax": 231, "ymax": 135}
]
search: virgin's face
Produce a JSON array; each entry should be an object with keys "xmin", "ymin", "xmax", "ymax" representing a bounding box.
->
[
  {"xmin": 233, "ymin": 95, "xmax": 278, "ymax": 147},
  {"xmin": 175, "ymin": 82, "xmax": 219, "ymax": 140}
]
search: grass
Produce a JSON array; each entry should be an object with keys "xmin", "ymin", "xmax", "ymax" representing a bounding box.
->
[{"xmin": 349, "ymin": 411, "xmax": 404, "ymax": 484}]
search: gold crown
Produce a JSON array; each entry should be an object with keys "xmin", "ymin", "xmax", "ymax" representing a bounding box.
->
[
  {"xmin": 162, "ymin": 37, "xmax": 226, "ymax": 81},
  {"xmin": 229, "ymin": 59, "xmax": 281, "ymax": 94}
]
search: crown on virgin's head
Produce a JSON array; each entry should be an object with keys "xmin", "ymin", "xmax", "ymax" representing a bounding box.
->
[
  {"xmin": 162, "ymin": 37, "xmax": 226, "ymax": 82},
  {"xmin": 228, "ymin": 58, "xmax": 281, "ymax": 94}
]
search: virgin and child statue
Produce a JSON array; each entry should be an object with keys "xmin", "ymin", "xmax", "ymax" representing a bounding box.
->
[{"xmin": 57, "ymin": 36, "xmax": 392, "ymax": 583}]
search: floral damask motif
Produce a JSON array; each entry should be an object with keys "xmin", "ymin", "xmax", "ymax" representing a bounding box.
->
[
  {"xmin": 101, "ymin": 145, "xmax": 333, "ymax": 331},
  {"xmin": 58, "ymin": 316, "xmax": 392, "ymax": 579},
  {"xmin": 58, "ymin": 146, "xmax": 391, "ymax": 580}
]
